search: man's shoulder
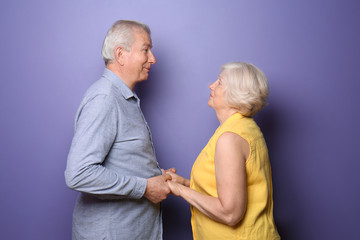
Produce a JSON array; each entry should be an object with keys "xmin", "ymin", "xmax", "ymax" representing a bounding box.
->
[
  {"xmin": 85, "ymin": 77, "xmax": 113, "ymax": 97},
  {"xmin": 77, "ymin": 77, "xmax": 119, "ymax": 108}
]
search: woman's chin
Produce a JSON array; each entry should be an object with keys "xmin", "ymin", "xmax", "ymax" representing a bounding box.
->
[{"xmin": 207, "ymin": 101, "xmax": 214, "ymax": 109}]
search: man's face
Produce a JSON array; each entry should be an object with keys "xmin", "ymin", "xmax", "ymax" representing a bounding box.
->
[{"xmin": 122, "ymin": 29, "xmax": 156, "ymax": 85}]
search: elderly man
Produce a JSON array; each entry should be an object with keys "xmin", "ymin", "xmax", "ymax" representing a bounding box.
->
[{"xmin": 65, "ymin": 20, "xmax": 172, "ymax": 239}]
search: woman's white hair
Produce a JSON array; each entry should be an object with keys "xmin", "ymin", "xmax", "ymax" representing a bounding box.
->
[
  {"xmin": 221, "ymin": 62, "xmax": 269, "ymax": 117},
  {"xmin": 101, "ymin": 20, "xmax": 151, "ymax": 64}
]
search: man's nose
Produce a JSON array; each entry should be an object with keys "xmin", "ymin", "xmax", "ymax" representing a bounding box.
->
[{"xmin": 148, "ymin": 50, "xmax": 156, "ymax": 64}]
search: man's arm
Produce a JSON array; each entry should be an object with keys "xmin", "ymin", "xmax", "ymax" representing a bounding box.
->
[{"xmin": 65, "ymin": 94, "xmax": 147, "ymax": 199}]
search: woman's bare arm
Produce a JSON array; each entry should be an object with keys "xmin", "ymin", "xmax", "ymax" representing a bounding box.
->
[{"xmin": 168, "ymin": 132, "xmax": 249, "ymax": 226}]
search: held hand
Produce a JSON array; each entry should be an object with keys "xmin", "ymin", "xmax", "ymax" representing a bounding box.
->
[
  {"xmin": 166, "ymin": 171, "xmax": 190, "ymax": 187},
  {"xmin": 144, "ymin": 174, "xmax": 172, "ymax": 204},
  {"xmin": 161, "ymin": 168, "xmax": 176, "ymax": 174},
  {"xmin": 167, "ymin": 180, "xmax": 182, "ymax": 196}
]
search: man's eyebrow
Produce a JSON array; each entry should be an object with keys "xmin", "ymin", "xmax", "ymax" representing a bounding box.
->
[{"xmin": 142, "ymin": 43, "xmax": 152, "ymax": 48}]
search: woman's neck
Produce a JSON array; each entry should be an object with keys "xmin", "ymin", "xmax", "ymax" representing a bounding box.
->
[{"xmin": 216, "ymin": 108, "xmax": 238, "ymax": 125}]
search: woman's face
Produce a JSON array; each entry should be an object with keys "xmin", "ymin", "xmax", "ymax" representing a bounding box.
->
[{"xmin": 208, "ymin": 73, "xmax": 228, "ymax": 111}]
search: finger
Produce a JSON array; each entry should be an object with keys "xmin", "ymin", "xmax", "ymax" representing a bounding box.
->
[
  {"xmin": 165, "ymin": 168, "xmax": 176, "ymax": 173},
  {"xmin": 161, "ymin": 169, "xmax": 165, "ymax": 174},
  {"xmin": 163, "ymin": 174, "xmax": 172, "ymax": 181}
]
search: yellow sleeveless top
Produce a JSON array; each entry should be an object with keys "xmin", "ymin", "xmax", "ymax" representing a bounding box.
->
[{"xmin": 190, "ymin": 113, "xmax": 280, "ymax": 240}]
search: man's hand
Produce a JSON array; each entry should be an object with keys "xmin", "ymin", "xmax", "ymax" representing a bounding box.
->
[{"xmin": 144, "ymin": 174, "xmax": 172, "ymax": 204}]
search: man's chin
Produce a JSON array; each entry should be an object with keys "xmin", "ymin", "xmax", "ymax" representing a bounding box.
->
[{"xmin": 140, "ymin": 73, "xmax": 149, "ymax": 81}]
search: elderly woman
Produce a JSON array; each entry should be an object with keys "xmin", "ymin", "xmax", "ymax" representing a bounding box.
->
[{"xmin": 167, "ymin": 62, "xmax": 280, "ymax": 239}]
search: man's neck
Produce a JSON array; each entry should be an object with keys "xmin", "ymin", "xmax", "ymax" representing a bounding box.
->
[{"xmin": 106, "ymin": 64, "xmax": 135, "ymax": 91}]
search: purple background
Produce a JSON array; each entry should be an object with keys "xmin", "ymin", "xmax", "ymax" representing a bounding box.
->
[{"xmin": 1, "ymin": 0, "xmax": 360, "ymax": 239}]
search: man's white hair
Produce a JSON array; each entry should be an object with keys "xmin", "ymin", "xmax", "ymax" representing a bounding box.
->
[{"xmin": 101, "ymin": 20, "xmax": 151, "ymax": 64}]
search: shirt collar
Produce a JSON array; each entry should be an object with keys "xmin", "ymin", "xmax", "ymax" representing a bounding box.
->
[{"xmin": 102, "ymin": 68, "xmax": 136, "ymax": 100}]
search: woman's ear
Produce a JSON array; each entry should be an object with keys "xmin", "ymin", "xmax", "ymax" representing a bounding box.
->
[{"xmin": 114, "ymin": 46, "xmax": 125, "ymax": 66}]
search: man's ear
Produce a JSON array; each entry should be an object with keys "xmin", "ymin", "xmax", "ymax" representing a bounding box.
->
[{"xmin": 114, "ymin": 46, "xmax": 125, "ymax": 66}]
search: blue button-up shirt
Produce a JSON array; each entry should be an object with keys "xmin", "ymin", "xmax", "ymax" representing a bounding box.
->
[{"xmin": 65, "ymin": 69, "xmax": 163, "ymax": 239}]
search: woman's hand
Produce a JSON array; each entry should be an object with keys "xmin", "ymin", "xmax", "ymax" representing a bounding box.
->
[
  {"xmin": 167, "ymin": 180, "xmax": 183, "ymax": 196},
  {"xmin": 162, "ymin": 168, "xmax": 176, "ymax": 174},
  {"xmin": 165, "ymin": 171, "xmax": 190, "ymax": 187}
]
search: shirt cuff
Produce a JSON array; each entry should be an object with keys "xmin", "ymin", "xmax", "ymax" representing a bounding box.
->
[{"xmin": 130, "ymin": 177, "xmax": 147, "ymax": 199}]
